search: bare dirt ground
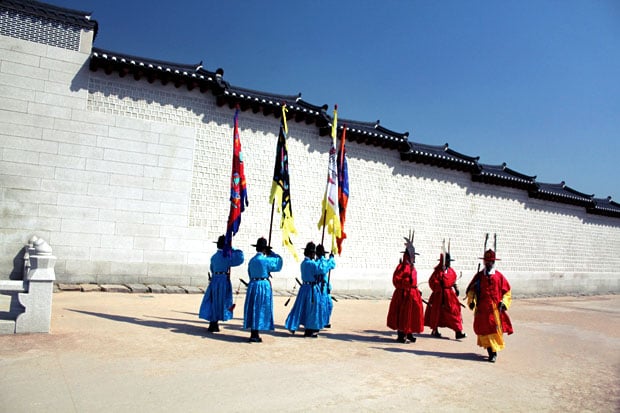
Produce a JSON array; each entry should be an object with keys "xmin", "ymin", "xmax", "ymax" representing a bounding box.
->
[{"xmin": 1, "ymin": 292, "xmax": 618, "ymax": 412}]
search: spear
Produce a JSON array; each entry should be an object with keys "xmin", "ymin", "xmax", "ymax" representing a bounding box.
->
[
  {"xmin": 284, "ymin": 279, "xmax": 298, "ymax": 306},
  {"xmin": 229, "ymin": 278, "xmax": 242, "ymax": 312}
]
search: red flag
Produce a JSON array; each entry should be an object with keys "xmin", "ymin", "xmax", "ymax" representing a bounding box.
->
[
  {"xmin": 336, "ymin": 126, "xmax": 349, "ymax": 255},
  {"xmin": 224, "ymin": 109, "xmax": 248, "ymax": 256}
]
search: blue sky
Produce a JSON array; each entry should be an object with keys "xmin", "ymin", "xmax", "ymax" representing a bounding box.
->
[{"xmin": 48, "ymin": 0, "xmax": 620, "ymax": 199}]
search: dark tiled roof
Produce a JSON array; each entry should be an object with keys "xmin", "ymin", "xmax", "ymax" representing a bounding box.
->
[
  {"xmin": 530, "ymin": 181, "xmax": 594, "ymax": 207},
  {"xmin": 400, "ymin": 142, "xmax": 479, "ymax": 172},
  {"xmin": 588, "ymin": 197, "xmax": 620, "ymax": 218},
  {"xmin": 472, "ymin": 162, "xmax": 537, "ymax": 190},
  {"xmin": 217, "ymin": 86, "xmax": 330, "ymax": 127},
  {"xmin": 1, "ymin": 0, "xmax": 98, "ymax": 33},
  {"xmin": 90, "ymin": 48, "xmax": 225, "ymax": 94},
  {"xmin": 326, "ymin": 119, "xmax": 409, "ymax": 151}
]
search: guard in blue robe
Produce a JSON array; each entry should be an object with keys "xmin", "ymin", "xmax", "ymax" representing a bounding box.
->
[
  {"xmin": 198, "ymin": 235, "xmax": 244, "ymax": 332},
  {"xmin": 285, "ymin": 242, "xmax": 324, "ymax": 337},
  {"xmin": 243, "ymin": 237, "xmax": 283, "ymax": 343}
]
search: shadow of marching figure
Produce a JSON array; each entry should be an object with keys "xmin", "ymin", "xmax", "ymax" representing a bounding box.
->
[
  {"xmin": 311, "ymin": 328, "xmax": 395, "ymax": 343},
  {"xmin": 377, "ymin": 346, "xmax": 486, "ymax": 362},
  {"xmin": 67, "ymin": 308, "xmax": 247, "ymax": 343}
]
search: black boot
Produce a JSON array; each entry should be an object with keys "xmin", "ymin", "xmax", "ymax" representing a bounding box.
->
[
  {"xmin": 487, "ymin": 347, "xmax": 497, "ymax": 363},
  {"xmin": 207, "ymin": 321, "xmax": 219, "ymax": 333},
  {"xmin": 455, "ymin": 331, "xmax": 467, "ymax": 339},
  {"xmin": 249, "ymin": 330, "xmax": 262, "ymax": 343},
  {"xmin": 431, "ymin": 329, "xmax": 442, "ymax": 338},
  {"xmin": 396, "ymin": 331, "xmax": 407, "ymax": 343},
  {"xmin": 406, "ymin": 333, "xmax": 417, "ymax": 343},
  {"xmin": 304, "ymin": 329, "xmax": 318, "ymax": 338}
]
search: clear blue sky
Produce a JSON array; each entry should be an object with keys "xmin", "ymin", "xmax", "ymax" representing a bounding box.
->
[{"xmin": 48, "ymin": 0, "xmax": 620, "ymax": 199}]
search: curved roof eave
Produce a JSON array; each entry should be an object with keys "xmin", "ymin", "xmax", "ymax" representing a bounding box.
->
[
  {"xmin": 400, "ymin": 141, "xmax": 479, "ymax": 172},
  {"xmin": 326, "ymin": 119, "xmax": 410, "ymax": 151},
  {"xmin": 529, "ymin": 181, "xmax": 594, "ymax": 207},
  {"xmin": 472, "ymin": 162, "xmax": 537, "ymax": 189},
  {"xmin": 587, "ymin": 196, "xmax": 620, "ymax": 217}
]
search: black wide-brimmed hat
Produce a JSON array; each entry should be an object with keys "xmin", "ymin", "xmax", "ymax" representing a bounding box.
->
[
  {"xmin": 304, "ymin": 241, "xmax": 316, "ymax": 256},
  {"xmin": 315, "ymin": 244, "xmax": 329, "ymax": 256},
  {"xmin": 252, "ymin": 237, "xmax": 268, "ymax": 251},
  {"xmin": 214, "ymin": 235, "xmax": 225, "ymax": 249}
]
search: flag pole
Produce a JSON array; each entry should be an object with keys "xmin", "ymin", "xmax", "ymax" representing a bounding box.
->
[
  {"xmin": 320, "ymin": 210, "xmax": 327, "ymax": 245},
  {"xmin": 268, "ymin": 200, "xmax": 275, "ymax": 246},
  {"xmin": 268, "ymin": 103, "xmax": 288, "ymax": 248}
]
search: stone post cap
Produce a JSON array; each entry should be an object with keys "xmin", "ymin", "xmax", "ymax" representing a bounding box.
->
[{"xmin": 32, "ymin": 237, "xmax": 52, "ymax": 255}]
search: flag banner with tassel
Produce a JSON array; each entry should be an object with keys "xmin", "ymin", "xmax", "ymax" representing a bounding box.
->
[
  {"xmin": 224, "ymin": 108, "xmax": 248, "ymax": 256},
  {"xmin": 269, "ymin": 105, "xmax": 299, "ymax": 260},
  {"xmin": 317, "ymin": 105, "xmax": 342, "ymax": 254},
  {"xmin": 336, "ymin": 124, "xmax": 349, "ymax": 255}
]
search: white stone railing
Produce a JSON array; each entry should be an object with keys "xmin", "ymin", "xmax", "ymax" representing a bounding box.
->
[{"xmin": 0, "ymin": 236, "xmax": 56, "ymax": 334}]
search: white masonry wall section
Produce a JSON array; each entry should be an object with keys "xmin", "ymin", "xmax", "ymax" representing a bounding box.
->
[{"xmin": 1, "ymin": 24, "xmax": 619, "ymax": 297}]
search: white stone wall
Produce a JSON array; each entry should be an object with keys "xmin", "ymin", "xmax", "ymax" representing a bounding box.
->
[{"xmin": 1, "ymin": 28, "xmax": 619, "ymax": 297}]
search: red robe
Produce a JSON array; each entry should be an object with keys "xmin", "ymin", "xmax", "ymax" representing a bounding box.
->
[
  {"xmin": 386, "ymin": 259, "xmax": 424, "ymax": 334},
  {"xmin": 466, "ymin": 269, "xmax": 513, "ymax": 336},
  {"xmin": 424, "ymin": 266, "xmax": 463, "ymax": 332}
]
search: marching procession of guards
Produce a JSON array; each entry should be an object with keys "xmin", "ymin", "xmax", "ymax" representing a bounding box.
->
[
  {"xmin": 198, "ymin": 106, "xmax": 512, "ymax": 362},
  {"xmin": 198, "ymin": 233, "xmax": 513, "ymax": 363}
]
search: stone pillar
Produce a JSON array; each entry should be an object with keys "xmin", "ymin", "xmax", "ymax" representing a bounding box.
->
[{"xmin": 15, "ymin": 238, "xmax": 56, "ymax": 334}]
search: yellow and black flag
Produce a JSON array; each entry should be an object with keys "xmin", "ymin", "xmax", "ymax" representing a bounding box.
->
[{"xmin": 269, "ymin": 106, "xmax": 299, "ymax": 260}]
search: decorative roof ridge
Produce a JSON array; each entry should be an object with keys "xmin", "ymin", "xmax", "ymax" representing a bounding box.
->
[
  {"xmin": 478, "ymin": 162, "xmax": 536, "ymax": 179},
  {"xmin": 443, "ymin": 143, "xmax": 480, "ymax": 163},
  {"xmin": 561, "ymin": 181, "xmax": 594, "ymax": 199},
  {"xmin": 1, "ymin": 0, "xmax": 98, "ymax": 32},
  {"xmin": 535, "ymin": 181, "xmax": 594, "ymax": 200},
  {"xmin": 335, "ymin": 118, "xmax": 407, "ymax": 142},
  {"xmin": 593, "ymin": 196, "xmax": 620, "ymax": 206},
  {"xmin": 501, "ymin": 163, "xmax": 537, "ymax": 180},
  {"xmin": 476, "ymin": 162, "xmax": 537, "ymax": 185},
  {"xmin": 338, "ymin": 118, "xmax": 379, "ymax": 128},
  {"xmin": 403, "ymin": 141, "xmax": 479, "ymax": 166},
  {"xmin": 224, "ymin": 86, "xmax": 301, "ymax": 104},
  {"xmin": 588, "ymin": 196, "xmax": 620, "ymax": 216},
  {"xmin": 375, "ymin": 124, "xmax": 409, "ymax": 140},
  {"xmin": 296, "ymin": 98, "xmax": 328, "ymax": 113},
  {"xmin": 92, "ymin": 47, "xmax": 210, "ymax": 75}
]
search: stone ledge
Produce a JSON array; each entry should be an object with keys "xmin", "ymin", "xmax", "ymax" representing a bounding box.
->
[
  {"xmin": 125, "ymin": 284, "xmax": 149, "ymax": 294},
  {"xmin": 181, "ymin": 286, "xmax": 204, "ymax": 294},
  {"xmin": 100, "ymin": 284, "xmax": 131, "ymax": 293},
  {"xmin": 163, "ymin": 285, "xmax": 186, "ymax": 294},
  {"xmin": 80, "ymin": 284, "xmax": 102, "ymax": 292},
  {"xmin": 57, "ymin": 283, "xmax": 81, "ymax": 291},
  {"xmin": 51, "ymin": 283, "xmax": 392, "ymax": 300},
  {"xmin": 146, "ymin": 284, "xmax": 166, "ymax": 293}
]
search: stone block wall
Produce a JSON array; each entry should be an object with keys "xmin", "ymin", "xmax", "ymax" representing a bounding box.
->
[{"xmin": 1, "ymin": 6, "xmax": 619, "ymax": 297}]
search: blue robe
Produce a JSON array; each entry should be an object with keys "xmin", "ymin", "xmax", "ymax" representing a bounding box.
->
[
  {"xmin": 284, "ymin": 257, "xmax": 324, "ymax": 331},
  {"xmin": 243, "ymin": 251, "xmax": 283, "ymax": 331},
  {"xmin": 199, "ymin": 248, "xmax": 244, "ymax": 322},
  {"xmin": 317, "ymin": 255, "xmax": 336, "ymax": 326}
]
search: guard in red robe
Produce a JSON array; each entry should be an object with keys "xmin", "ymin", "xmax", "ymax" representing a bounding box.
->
[
  {"xmin": 387, "ymin": 232, "xmax": 424, "ymax": 343},
  {"xmin": 466, "ymin": 249, "xmax": 513, "ymax": 362},
  {"xmin": 424, "ymin": 252, "xmax": 467, "ymax": 340}
]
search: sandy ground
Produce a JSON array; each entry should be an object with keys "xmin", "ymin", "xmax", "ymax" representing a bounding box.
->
[{"xmin": 0, "ymin": 292, "xmax": 618, "ymax": 413}]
